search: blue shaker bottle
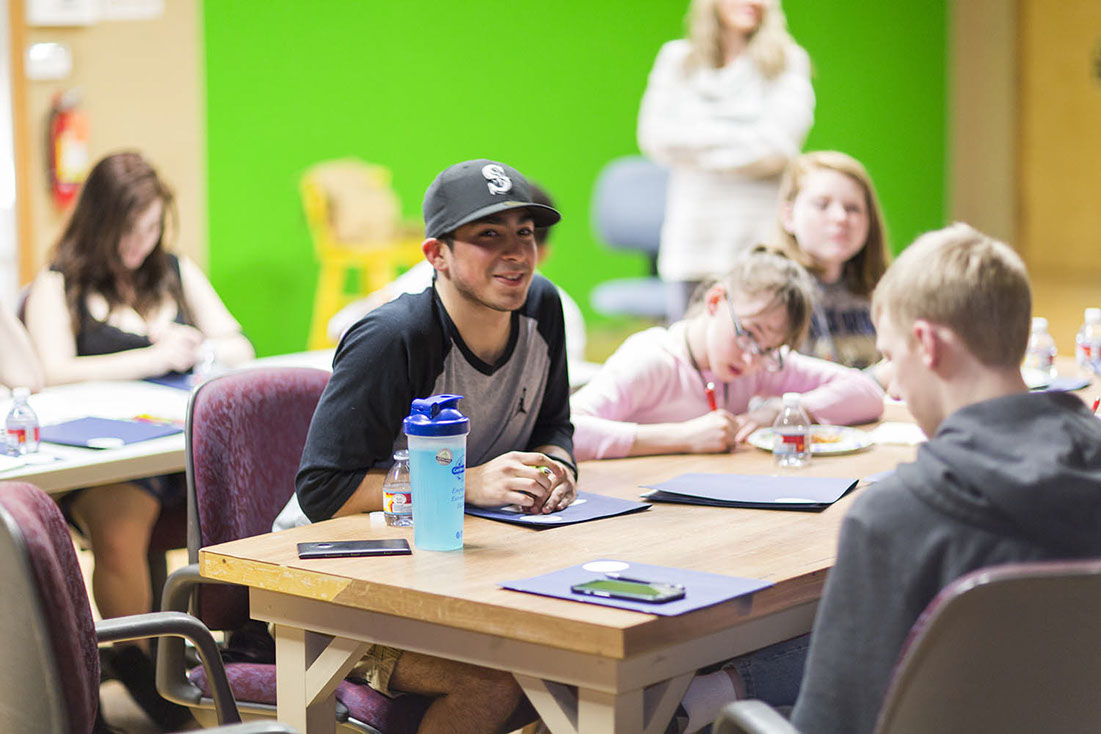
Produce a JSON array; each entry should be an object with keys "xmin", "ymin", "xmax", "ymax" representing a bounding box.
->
[{"xmin": 403, "ymin": 394, "xmax": 469, "ymax": 551}]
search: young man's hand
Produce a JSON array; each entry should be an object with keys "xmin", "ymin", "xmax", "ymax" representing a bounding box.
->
[{"xmin": 466, "ymin": 451, "xmax": 576, "ymax": 514}]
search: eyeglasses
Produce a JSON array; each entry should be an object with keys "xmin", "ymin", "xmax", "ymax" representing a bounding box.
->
[{"xmin": 724, "ymin": 296, "xmax": 785, "ymax": 372}]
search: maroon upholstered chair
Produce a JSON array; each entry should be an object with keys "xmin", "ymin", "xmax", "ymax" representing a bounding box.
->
[
  {"xmin": 713, "ymin": 558, "xmax": 1101, "ymax": 734},
  {"xmin": 157, "ymin": 367, "xmax": 434, "ymax": 732},
  {"xmin": 0, "ymin": 480, "xmax": 297, "ymax": 734}
]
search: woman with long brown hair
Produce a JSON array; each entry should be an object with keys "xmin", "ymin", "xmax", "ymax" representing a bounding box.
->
[{"xmin": 24, "ymin": 150, "xmax": 253, "ymax": 728}]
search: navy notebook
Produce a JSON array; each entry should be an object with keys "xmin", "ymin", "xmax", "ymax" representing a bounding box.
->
[
  {"xmin": 465, "ymin": 491, "xmax": 650, "ymax": 528},
  {"xmin": 40, "ymin": 417, "xmax": 183, "ymax": 449},
  {"xmin": 640, "ymin": 473, "xmax": 858, "ymax": 511}
]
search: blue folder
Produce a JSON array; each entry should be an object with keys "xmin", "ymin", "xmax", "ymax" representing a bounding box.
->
[
  {"xmin": 144, "ymin": 372, "xmax": 194, "ymax": 391},
  {"xmin": 501, "ymin": 559, "xmax": 772, "ymax": 616},
  {"xmin": 640, "ymin": 472, "xmax": 858, "ymax": 511},
  {"xmin": 465, "ymin": 491, "xmax": 650, "ymax": 528},
  {"xmin": 40, "ymin": 417, "xmax": 183, "ymax": 449}
]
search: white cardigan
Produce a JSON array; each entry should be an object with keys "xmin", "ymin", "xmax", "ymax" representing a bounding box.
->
[{"xmin": 638, "ymin": 40, "xmax": 815, "ymax": 282}]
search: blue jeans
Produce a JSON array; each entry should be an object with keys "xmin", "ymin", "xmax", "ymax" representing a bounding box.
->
[{"xmin": 727, "ymin": 633, "xmax": 810, "ymax": 708}]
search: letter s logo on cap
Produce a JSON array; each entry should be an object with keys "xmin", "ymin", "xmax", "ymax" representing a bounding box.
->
[{"xmin": 482, "ymin": 164, "xmax": 512, "ymax": 195}]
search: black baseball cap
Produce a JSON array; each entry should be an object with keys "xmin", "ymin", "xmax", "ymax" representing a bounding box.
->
[{"xmin": 422, "ymin": 159, "xmax": 561, "ymax": 239}]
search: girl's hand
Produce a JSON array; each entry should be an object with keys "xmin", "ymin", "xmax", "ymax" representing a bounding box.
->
[
  {"xmin": 677, "ymin": 410, "xmax": 738, "ymax": 453},
  {"xmin": 149, "ymin": 323, "xmax": 203, "ymax": 373},
  {"xmin": 733, "ymin": 398, "xmax": 784, "ymax": 443}
]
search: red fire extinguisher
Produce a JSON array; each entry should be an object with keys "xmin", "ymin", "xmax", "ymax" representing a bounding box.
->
[{"xmin": 48, "ymin": 90, "xmax": 90, "ymax": 208}]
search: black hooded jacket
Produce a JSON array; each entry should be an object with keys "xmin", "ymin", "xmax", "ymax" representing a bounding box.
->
[{"xmin": 792, "ymin": 391, "xmax": 1101, "ymax": 734}]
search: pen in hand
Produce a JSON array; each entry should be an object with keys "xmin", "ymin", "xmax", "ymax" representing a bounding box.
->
[{"xmin": 706, "ymin": 382, "xmax": 717, "ymax": 412}]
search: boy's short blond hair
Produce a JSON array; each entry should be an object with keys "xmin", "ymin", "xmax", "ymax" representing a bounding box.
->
[{"xmin": 872, "ymin": 223, "xmax": 1031, "ymax": 368}]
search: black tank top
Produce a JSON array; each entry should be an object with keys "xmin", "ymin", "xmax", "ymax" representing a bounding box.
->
[{"xmin": 62, "ymin": 255, "xmax": 191, "ymax": 357}]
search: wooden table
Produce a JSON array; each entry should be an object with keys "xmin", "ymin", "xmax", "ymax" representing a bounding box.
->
[
  {"xmin": 0, "ymin": 380, "xmax": 190, "ymax": 493},
  {"xmin": 200, "ymin": 405, "xmax": 920, "ymax": 734},
  {"xmin": 0, "ymin": 352, "xmax": 338, "ymax": 495}
]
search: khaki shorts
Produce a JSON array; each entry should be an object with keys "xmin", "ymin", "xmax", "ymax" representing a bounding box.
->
[{"xmin": 348, "ymin": 644, "xmax": 404, "ymax": 697}]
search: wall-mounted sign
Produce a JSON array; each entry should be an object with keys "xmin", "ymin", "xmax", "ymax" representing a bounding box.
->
[
  {"xmin": 101, "ymin": 0, "xmax": 163, "ymax": 21},
  {"xmin": 26, "ymin": 0, "xmax": 98, "ymax": 27},
  {"xmin": 25, "ymin": 42, "xmax": 73, "ymax": 81}
]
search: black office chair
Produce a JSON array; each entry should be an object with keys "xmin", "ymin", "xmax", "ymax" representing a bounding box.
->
[{"xmin": 713, "ymin": 559, "xmax": 1101, "ymax": 734}]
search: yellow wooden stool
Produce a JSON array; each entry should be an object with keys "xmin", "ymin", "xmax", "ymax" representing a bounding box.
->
[{"xmin": 300, "ymin": 159, "xmax": 424, "ymax": 349}]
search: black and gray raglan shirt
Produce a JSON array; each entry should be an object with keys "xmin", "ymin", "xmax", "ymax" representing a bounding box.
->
[{"xmin": 295, "ymin": 275, "xmax": 575, "ymax": 523}]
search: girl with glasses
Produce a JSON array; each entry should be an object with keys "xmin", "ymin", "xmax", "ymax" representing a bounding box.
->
[{"xmin": 571, "ymin": 248, "xmax": 883, "ymax": 460}]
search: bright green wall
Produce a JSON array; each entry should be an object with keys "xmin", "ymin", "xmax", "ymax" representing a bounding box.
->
[{"xmin": 204, "ymin": 1, "xmax": 945, "ymax": 356}]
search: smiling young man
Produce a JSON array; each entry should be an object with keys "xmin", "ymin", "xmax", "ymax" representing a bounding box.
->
[
  {"xmin": 286, "ymin": 159, "xmax": 577, "ymax": 732},
  {"xmin": 784, "ymin": 223, "xmax": 1101, "ymax": 734}
]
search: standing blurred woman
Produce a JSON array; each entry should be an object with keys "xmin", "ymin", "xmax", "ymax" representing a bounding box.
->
[
  {"xmin": 639, "ymin": 0, "xmax": 815, "ymax": 320},
  {"xmin": 24, "ymin": 151, "xmax": 253, "ymax": 728}
]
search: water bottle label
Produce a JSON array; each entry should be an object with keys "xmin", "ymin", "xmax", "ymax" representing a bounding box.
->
[
  {"xmin": 7, "ymin": 427, "xmax": 28, "ymax": 445},
  {"xmin": 383, "ymin": 491, "xmax": 412, "ymax": 515},
  {"xmin": 776, "ymin": 432, "xmax": 807, "ymax": 453}
]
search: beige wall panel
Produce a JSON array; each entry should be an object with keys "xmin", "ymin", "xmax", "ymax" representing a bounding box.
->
[
  {"xmin": 1018, "ymin": 0, "xmax": 1101, "ymax": 277},
  {"xmin": 22, "ymin": 0, "xmax": 203, "ymax": 275},
  {"xmin": 948, "ymin": 0, "xmax": 1016, "ymax": 247}
]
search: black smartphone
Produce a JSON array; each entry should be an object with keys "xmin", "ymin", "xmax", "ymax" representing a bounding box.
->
[
  {"xmin": 296, "ymin": 539, "xmax": 412, "ymax": 559},
  {"xmin": 570, "ymin": 577, "xmax": 686, "ymax": 604}
]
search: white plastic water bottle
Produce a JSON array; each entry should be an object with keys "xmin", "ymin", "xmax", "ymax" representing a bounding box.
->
[
  {"xmin": 1075, "ymin": 308, "xmax": 1101, "ymax": 377},
  {"xmin": 1024, "ymin": 317, "xmax": 1058, "ymax": 382},
  {"xmin": 5, "ymin": 387, "xmax": 40, "ymax": 455},
  {"xmin": 191, "ymin": 340, "xmax": 219, "ymax": 387},
  {"xmin": 773, "ymin": 393, "xmax": 811, "ymax": 468},
  {"xmin": 382, "ymin": 449, "xmax": 413, "ymax": 527}
]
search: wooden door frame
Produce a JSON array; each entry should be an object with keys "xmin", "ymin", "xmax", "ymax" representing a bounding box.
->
[{"xmin": 7, "ymin": 0, "xmax": 33, "ymax": 286}]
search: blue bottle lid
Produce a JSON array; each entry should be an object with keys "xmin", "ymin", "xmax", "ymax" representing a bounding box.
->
[{"xmin": 403, "ymin": 394, "xmax": 470, "ymax": 437}]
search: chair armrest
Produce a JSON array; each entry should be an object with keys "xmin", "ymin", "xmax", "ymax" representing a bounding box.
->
[
  {"xmin": 206, "ymin": 722, "xmax": 300, "ymax": 734},
  {"xmin": 713, "ymin": 701, "xmax": 802, "ymax": 734},
  {"xmin": 153, "ymin": 562, "xmax": 239, "ymax": 713},
  {"xmin": 160, "ymin": 561, "xmax": 237, "ymax": 614},
  {"xmin": 96, "ymin": 610, "xmax": 240, "ymax": 726}
]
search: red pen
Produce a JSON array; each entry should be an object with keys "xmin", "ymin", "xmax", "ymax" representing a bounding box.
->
[
  {"xmin": 1092, "ymin": 398, "xmax": 1099, "ymax": 414},
  {"xmin": 705, "ymin": 382, "xmax": 717, "ymax": 411}
]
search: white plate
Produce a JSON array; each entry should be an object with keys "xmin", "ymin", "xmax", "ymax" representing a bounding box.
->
[
  {"xmin": 1021, "ymin": 367, "xmax": 1052, "ymax": 391},
  {"xmin": 746, "ymin": 426, "xmax": 874, "ymax": 455}
]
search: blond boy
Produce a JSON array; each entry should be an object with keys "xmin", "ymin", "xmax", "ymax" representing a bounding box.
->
[{"xmin": 788, "ymin": 223, "xmax": 1101, "ymax": 733}]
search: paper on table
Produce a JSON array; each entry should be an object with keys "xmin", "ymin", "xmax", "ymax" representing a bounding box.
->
[
  {"xmin": 868, "ymin": 422, "xmax": 927, "ymax": 446},
  {"xmin": 465, "ymin": 491, "xmax": 650, "ymax": 528},
  {"xmin": 0, "ymin": 453, "xmax": 25, "ymax": 473},
  {"xmin": 40, "ymin": 416, "xmax": 182, "ymax": 448},
  {"xmin": 501, "ymin": 559, "xmax": 772, "ymax": 616},
  {"xmin": 640, "ymin": 473, "xmax": 858, "ymax": 511}
]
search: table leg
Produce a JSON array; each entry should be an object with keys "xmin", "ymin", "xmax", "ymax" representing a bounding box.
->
[
  {"xmin": 274, "ymin": 624, "xmax": 372, "ymax": 733},
  {"xmin": 516, "ymin": 672, "xmax": 693, "ymax": 734}
]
